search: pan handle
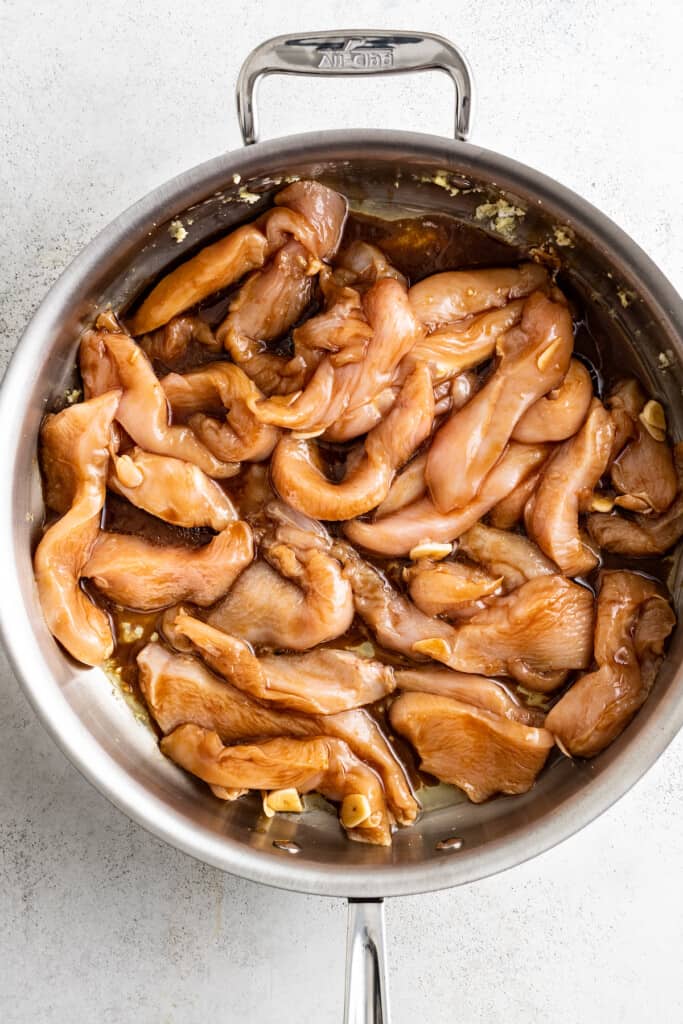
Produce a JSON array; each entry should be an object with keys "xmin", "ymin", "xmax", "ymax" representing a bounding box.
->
[
  {"xmin": 344, "ymin": 898, "xmax": 390, "ymax": 1024},
  {"xmin": 236, "ymin": 30, "xmax": 474, "ymax": 145}
]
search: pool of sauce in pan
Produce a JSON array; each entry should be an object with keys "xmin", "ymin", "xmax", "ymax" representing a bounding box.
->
[{"xmin": 76, "ymin": 208, "xmax": 675, "ymax": 789}]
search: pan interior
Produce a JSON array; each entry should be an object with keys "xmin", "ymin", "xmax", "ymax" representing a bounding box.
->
[{"xmin": 5, "ymin": 139, "xmax": 682, "ymax": 895}]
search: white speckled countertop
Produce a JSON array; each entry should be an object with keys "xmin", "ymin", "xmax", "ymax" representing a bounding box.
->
[{"xmin": 1, "ymin": 2, "xmax": 682, "ymax": 1021}]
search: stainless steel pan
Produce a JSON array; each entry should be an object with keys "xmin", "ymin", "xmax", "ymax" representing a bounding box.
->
[{"xmin": 1, "ymin": 31, "xmax": 681, "ymax": 1024}]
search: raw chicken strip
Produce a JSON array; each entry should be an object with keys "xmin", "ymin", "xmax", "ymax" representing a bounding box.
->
[
  {"xmin": 458, "ymin": 522, "xmax": 557, "ymax": 591},
  {"xmin": 83, "ymin": 521, "xmax": 253, "ymax": 610},
  {"xmin": 161, "ymin": 725, "xmax": 391, "ymax": 845},
  {"xmin": 108, "ymin": 447, "xmax": 237, "ymax": 531},
  {"xmin": 208, "ymin": 503, "xmax": 353, "ymax": 649},
  {"xmin": 161, "ymin": 361, "xmax": 279, "ymax": 462},
  {"xmin": 395, "ymin": 668, "xmax": 544, "ymax": 725},
  {"xmin": 35, "ymin": 390, "xmax": 120, "ymax": 665},
  {"xmin": 390, "ymin": 692, "xmax": 553, "ymax": 802},
  {"xmin": 170, "ymin": 612, "xmax": 395, "ymax": 715},
  {"xmin": 414, "ymin": 575, "xmax": 595, "ymax": 690},
  {"xmin": 137, "ymin": 643, "xmax": 418, "ymax": 824},
  {"xmin": 512, "ymin": 359, "xmax": 593, "ymax": 443},
  {"xmin": 587, "ymin": 443, "xmax": 683, "ymax": 555},
  {"xmin": 80, "ymin": 327, "xmax": 238, "ymax": 478},
  {"xmin": 270, "ymin": 365, "xmax": 434, "ymax": 520},
  {"xmin": 426, "ymin": 291, "xmax": 572, "ymax": 511},
  {"xmin": 246, "ymin": 276, "xmax": 424, "ymax": 432},
  {"xmin": 525, "ymin": 399, "xmax": 614, "ymax": 575},
  {"xmin": 344, "ymin": 443, "xmax": 549, "ymax": 557},
  {"xmin": 405, "ymin": 560, "xmax": 503, "ymax": 621},
  {"xmin": 408, "ymin": 263, "xmax": 548, "ymax": 328},
  {"xmin": 129, "ymin": 225, "xmax": 268, "ymax": 335},
  {"xmin": 546, "ymin": 571, "xmax": 675, "ymax": 756}
]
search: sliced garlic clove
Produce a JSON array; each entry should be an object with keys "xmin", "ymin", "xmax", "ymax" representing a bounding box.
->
[{"xmin": 340, "ymin": 793, "xmax": 372, "ymax": 829}]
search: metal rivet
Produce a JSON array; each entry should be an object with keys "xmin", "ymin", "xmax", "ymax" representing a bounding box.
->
[
  {"xmin": 435, "ymin": 836, "xmax": 464, "ymax": 852},
  {"xmin": 272, "ymin": 839, "xmax": 300, "ymax": 854}
]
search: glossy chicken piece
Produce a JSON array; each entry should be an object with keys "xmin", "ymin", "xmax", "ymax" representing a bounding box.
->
[
  {"xmin": 323, "ymin": 385, "xmax": 399, "ymax": 443},
  {"xmin": 138, "ymin": 315, "xmax": 221, "ymax": 364},
  {"xmin": 208, "ymin": 502, "xmax": 354, "ymax": 649},
  {"xmin": 292, "ymin": 272, "xmax": 372, "ymax": 371},
  {"xmin": 129, "ymin": 225, "xmax": 268, "ymax": 335},
  {"xmin": 426, "ymin": 292, "xmax": 572, "ymax": 512},
  {"xmin": 372, "ymin": 376, "xmax": 478, "ymax": 517},
  {"xmin": 83, "ymin": 521, "xmax": 253, "ymax": 610},
  {"xmin": 395, "ymin": 668, "xmax": 544, "ymax": 726},
  {"xmin": 247, "ymin": 277, "xmax": 424, "ymax": 433},
  {"xmin": 408, "ymin": 263, "xmax": 548, "ymax": 328},
  {"xmin": 414, "ymin": 575, "xmax": 595, "ymax": 690},
  {"xmin": 270, "ymin": 365, "xmax": 435, "ymax": 520},
  {"xmin": 458, "ymin": 522, "xmax": 557, "ymax": 591},
  {"xmin": 217, "ymin": 240, "xmax": 317, "ymax": 394},
  {"xmin": 525, "ymin": 399, "xmax": 615, "ymax": 575},
  {"xmin": 375, "ymin": 452, "xmax": 428, "ymax": 518},
  {"xmin": 108, "ymin": 447, "xmax": 237, "ymax": 531},
  {"xmin": 80, "ymin": 328, "xmax": 238, "ymax": 478},
  {"xmin": 546, "ymin": 572, "xmax": 675, "ymax": 757},
  {"xmin": 331, "ymin": 540, "xmax": 456, "ymax": 659},
  {"xmin": 137, "ymin": 643, "xmax": 418, "ymax": 824},
  {"xmin": 335, "ymin": 240, "xmax": 406, "ymax": 287},
  {"xmin": 487, "ymin": 467, "xmax": 543, "ymax": 529},
  {"xmin": 405, "ymin": 560, "xmax": 503, "ymax": 621},
  {"xmin": 587, "ymin": 443, "xmax": 683, "ymax": 555},
  {"xmin": 390, "ymin": 692, "xmax": 554, "ymax": 802},
  {"xmin": 35, "ymin": 391, "xmax": 120, "ymax": 665},
  {"xmin": 512, "ymin": 359, "xmax": 593, "ymax": 443},
  {"xmin": 264, "ymin": 180, "xmax": 348, "ymax": 260},
  {"xmin": 345, "ymin": 442, "xmax": 550, "ymax": 557},
  {"xmin": 403, "ymin": 300, "xmax": 525, "ymax": 383},
  {"xmin": 161, "ymin": 361, "xmax": 279, "ymax": 462},
  {"xmin": 606, "ymin": 380, "xmax": 677, "ymax": 514},
  {"xmin": 161, "ymin": 725, "xmax": 391, "ymax": 845},
  {"xmin": 170, "ymin": 612, "xmax": 395, "ymax": 715}
]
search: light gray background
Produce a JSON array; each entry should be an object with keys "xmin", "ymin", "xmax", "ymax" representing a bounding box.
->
[{"xmin": 1, "ymin": 1, "xmax": 682, "ymax": 1021}]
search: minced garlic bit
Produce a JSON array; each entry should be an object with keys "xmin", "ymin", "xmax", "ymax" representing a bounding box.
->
[
  {"xmin": 64, "ymin": 387, "xmax": 82, "ymax": 405},
  {"xmin": 150, "ymin": 631, "xmax": 159, "ymax": 642},
  {"xmin": 346, "ymin": 640, "xmax": 376, "ymax": 659},
  {"xmin": 24, "ymin": 511, "xmax": 34, "ymax": 522},
  {"xmin": 232, "ymin": 173, "xmax": 242, "ymax": 184},
  {"xmin": 409, "ymin": 540, "xmax": 452, "ymax": 561},
  {"xmin": 658, "ymin": 350, "xmax": 675, "ymax": 369},
  {"xmin": 340, "ymin": 793, "xmax": 372, "ymax": 829},
  {"xmin": 617, "ymin": 287, "xmax": 636, "ymax": 309},
  {"xmin": 169, "ymin": 219, "xmax": 188, "ymax": 244},
  {"xmin": 416, "ymin": 171, "xmax": 461, "ymax": 197},
  {"xmin": 639, "ymin": 399, "xmax": 667, "ymax": 442},
  {"xmin": 475, "ymin": 198, "xmax": 525, "ymax": 239},
  {"xmin": 238, "ymin": 187, "xmax": 261, "ymax": 204},
  {"xmin": 118, "ymin": 621, "xmax": 145, "ymax": 644},
  {"xmin": 553, "ymin": 226, "xmax": 574, "ymax": 247}
]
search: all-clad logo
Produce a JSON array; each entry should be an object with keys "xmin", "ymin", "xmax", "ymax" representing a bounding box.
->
[{"xmin": 317, "ymin": 39, "xmax": 394, "ymax": 70}]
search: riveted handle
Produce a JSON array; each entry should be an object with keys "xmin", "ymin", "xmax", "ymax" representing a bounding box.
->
[
  {"xmin": 236, "ymin": 30, "xmax": 475, "ymax": 145},
  {"xmin": 344, "ymin": 899, "xmax": 390, "ymax": 1024}
]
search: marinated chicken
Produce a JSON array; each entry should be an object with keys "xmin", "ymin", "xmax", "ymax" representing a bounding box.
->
[
  {"xmin": 426, "ymin": 291, "xmax": 572, "ymax": 511},
  {"xmin": 587, "ymin": 443, "xmax": 683, "ymax": 555},
  {"xmin": 161, "ymin": 725, "xmax": 391, "ymax": 845},
  {"xmin": 137, "ymin": 643, "xmax": 417, "ymax": 825},
  {"xmin": 35, "ymin": 390, "xmax": 120, "ymax": 664},
  {"xmin": 108, "ymin": 446, "xmax": 237, "ymax": 530},
  {"xmin": 390, "ymin": 692, "xmax": 554, "ymax": 802},
  {"xmin": 208, "ymin": 503, "xmax": 354, "ymax": 649},
  {"xmin": 525, "ymin": 399, "xmax": 615, "ymax": 575},
  {"xmin": 546, "ymin": 572, "xmax": 676, "ymax": 756},
  {"xmin": 414, "ymin": 575, "xmax": 595, "ymax": 689},
  {"xmin": 168, "ymin": 611, "xmax": 395, "ymax": 715},
  {"xmin": 83, "ymin": 521, "xmax": 253, "ymax": 610},
  {"xmin": 34, "ymin": 179, "xmax": 679, "ymax": 845},
  {"xmin": 270, "ymin": 364, "xmax": 435, "ymax": 520}
]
